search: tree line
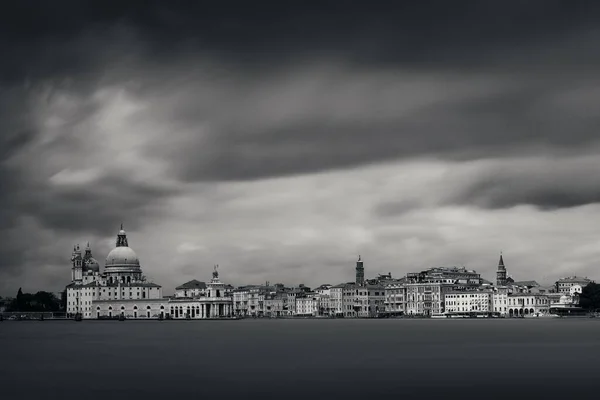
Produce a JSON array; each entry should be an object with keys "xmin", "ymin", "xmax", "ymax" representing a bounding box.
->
[
  {"xmin": 578, "ymin": 283, "xmax": 600, "ymax": 311},
  {"xmin": 2, "ymin": 288, "xmax": 65, "ymax": 312}
]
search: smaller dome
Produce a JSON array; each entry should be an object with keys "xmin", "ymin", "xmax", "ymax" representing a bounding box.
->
[
  {"xmin": 559, "ymin": 295, "xmax": 572, "ymax": 304},
  {"xmin": 86, "ymin": 258, "xmax": 100, "ymax": 272}
]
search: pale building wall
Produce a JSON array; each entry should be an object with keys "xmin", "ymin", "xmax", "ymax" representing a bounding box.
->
[
  {"xmin": 492, "ymin": 290, "xmax": 508, "ymax": 316},
  {"xmin": 342, "ymin": 286, "xmax": 356, "ymax": 317},
  {"xmin": 330, "ymin": 287, "xmax": 343, "ymax": 316},
  {"xmin": 507, "ymin": 294, "xmax": 550, "ymax": 316},
  {"xmin": 174, "ymin": 287, "xmax": 205, "ymax": 298},
  {"xmin": 445, "ymin": 292, "xmax": 493, "ymax": 314},
  {"xmin": 384, "ymin": 283, "xmax": 405, "ymax": 313},
  {"xmin": 296, "ymin": 297, "xmax": 317, "ymax": 316}
]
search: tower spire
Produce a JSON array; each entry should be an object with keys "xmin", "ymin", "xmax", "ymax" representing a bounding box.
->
[{"xmin": 496, "ymin": 251, "xmax": 507, "ymax": 286}]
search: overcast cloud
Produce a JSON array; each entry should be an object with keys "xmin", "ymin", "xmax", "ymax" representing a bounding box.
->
[{"xmin": 2, "ymin": 1, "xmax": 600, "ymax": 295}]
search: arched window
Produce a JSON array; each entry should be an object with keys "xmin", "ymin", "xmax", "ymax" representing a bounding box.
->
[
  {"xmin": 133, "ymin": 306, "xmax": 138, "ymax": 310},
  {"xmin": 147, "ymin": 305, "xmax": 151, "ymax": 310}
]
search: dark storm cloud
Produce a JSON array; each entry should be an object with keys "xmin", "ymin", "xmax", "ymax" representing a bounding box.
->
[
  {"xmin": 451, "ymin": 157, "xmax": 600, "ymax": 210},
  {"xmin": 2, "ymin": 1, "xmax": 600, "ymax": 293},
  {"xmin": 2, "ymin": 1, "xmax": 600, "ymax": 82},
  {"xmin": 20, "ymin": 175, "xmax": 178, "ymax": 235}
]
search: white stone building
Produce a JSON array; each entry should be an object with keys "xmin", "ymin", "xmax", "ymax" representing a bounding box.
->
[
  {"xmin": 165, "ymin": 267, "xmax": 234, "ymax": 319},
  {"xmin": 492, "ymin": 287, "xmax": 509, "ymax": 317},
  {"xmin": 174, "ymin": 280, "xmax": 207, "ymax": 298},
  {"xmin": 66, "ymin": 225, "xmax": 233, "ymax": 319},
  {"xmin": 296, "ymin": 295, "xmax": 318, "ymax": 316},
  {"xmin": 445, "ymin": 290, "xmax": 493, "ymax": 315},
  {"xmin": 555, "ymin": 276, "xmax": 593, "ymax": 294},
  {"xmin": 342, "ymin": 284, "xmax": 357, "ymax": 317},
  {"xmin": 330, "ymin": 284, "xmax": 345, "ymax": 316},
  {"xmin": 384, "ymin": 280, "xmax": 406, "ymax": 314},
  {"xmin": 507, "ymin": 293, "xmax": 550, "ymax": 316},
  {"xmin": 405, "ymin": 282, "xmax": 452, "ymax": 316}
]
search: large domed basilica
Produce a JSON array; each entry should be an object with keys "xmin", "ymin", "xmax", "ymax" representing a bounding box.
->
[
  {"xmin": 104, "ymin": 225, "xmax": 142, "ymax": 283},
  {"xmin": 65, "ymin": 224, "xmax": 234, "ymax": 320}
]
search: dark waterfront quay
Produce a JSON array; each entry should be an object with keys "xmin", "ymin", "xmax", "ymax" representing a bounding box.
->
[{"xmin": 2, "ymin": 319, "xmax": 600, "ymax": 400}]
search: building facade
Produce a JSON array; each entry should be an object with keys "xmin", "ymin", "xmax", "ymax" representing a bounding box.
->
[
  {"xmin": 445, "ymin": 290, "xmax": 493, "ymax": 315},
  {"xmin": 384, "ymin": 279, "xmax": 406, "ymax": 314},
  {"xmin": 555, "ymin": 276, "xmax": 594, "ymax": 294},
  {"xmin": 507, "ymin": 293, "xmax": 550, "ymax": 316},
  {"xmin": 66, "ymin": 225, "xmax": 233, "ymax": 319}
]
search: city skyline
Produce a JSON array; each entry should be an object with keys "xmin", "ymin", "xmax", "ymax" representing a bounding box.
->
[{"xmin": 3, "ymin": 2, "xmax": 600, "ymax": 295}]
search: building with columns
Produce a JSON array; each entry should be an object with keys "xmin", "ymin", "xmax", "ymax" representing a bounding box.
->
[
  {"xmin": 167, "ymin": 266, "xmax": 234, "ymax": 319},
  {"xmin": 66, "ymin": 225, "xmax": 234, "ymax": 320}
]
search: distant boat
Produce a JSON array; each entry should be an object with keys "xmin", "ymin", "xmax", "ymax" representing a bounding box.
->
[{"xmin": 532, "ymin": 313, "xmax": 560, "ymax": 318}]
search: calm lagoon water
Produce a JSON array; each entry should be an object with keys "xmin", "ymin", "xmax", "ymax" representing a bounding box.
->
[{"xmin": 1, "ymin": 318, "xmax": 599, "ymax": 399}]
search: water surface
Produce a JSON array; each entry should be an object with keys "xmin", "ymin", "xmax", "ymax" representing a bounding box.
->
[{"xmin": 1, "ymin": 319, "xmax": 598, "ymax": 399}]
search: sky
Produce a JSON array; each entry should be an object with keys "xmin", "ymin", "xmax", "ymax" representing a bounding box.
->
[{"xmin": 1, "ymin": 0, "xmax": 600, "ymax": 296}]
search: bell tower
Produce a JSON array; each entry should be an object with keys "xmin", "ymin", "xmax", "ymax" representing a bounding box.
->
[
  {"xmin": 496, "ymin": 253, "xmax": 507, "ymax": 286},
  {"xmin": 356, "ymin": 255, "xmax": 365, "ymax": 286},
  {"xmin": 71, "ymin": 244, "xmax": 83, "ymax": 282}
]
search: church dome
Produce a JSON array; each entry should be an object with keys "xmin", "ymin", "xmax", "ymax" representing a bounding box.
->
[
  {"xmin": 85, "ymin": 257, "xmax": 101, "ymax": 272},
  {"xmin": 105, "ymin": 246, "xmax": 140, "ymax": 268}
]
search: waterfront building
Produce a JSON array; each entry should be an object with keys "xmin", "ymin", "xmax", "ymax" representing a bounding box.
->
[
  {"xmin": 445, "ymin": 290, "xmax": 493, "ymax": 315},
  {"xmin": 263, "ymin": 292, "xmax": 286, "ymax": 317},
  {"xmin": 406, "ymin": 266, "xmax": 482, "ymax": 288},
  {"xmin": 555, "ymin": 276, "xmax": 594, "ymax": 294},
  {"xmin": 314, "ymin": 284, "xmax": 332, "ymax": 315},
  {"xmin": 317, "ymin": 294, "xmax": 331, "ymax": 316},
  {"xmin": 232, "ymin": 286, "xmax": 252, "ymax": 317},
  {"xmin": 175, "ymin": 280, "xmax": 206, "ymax": 298},
  {"xmin": 166, "ymin": 266, "xmax": 234, "ymax": 319},
  {"xmin": 354, "ymin": 285, "xmax": 369, "ymax": 317},
  {"xmin": 366, "ymin": 284, "xmax": 385, "ymax": 317},
  {"xmin": 330, "ymin": 284, "xmax": 345, "ymax": 317},
  {"xmin": 343, "ymin": 283, "xmax": 357, "ymax": 317},
  {"xmin": 66, "ymin": 225, "xmax": 233, "ymax": 319},
  {"xmin": 492, "ymin": 286, "xmax": 509, "ymax": 316},
  {"xmin": 405, "ymin": 282, "xmax": 454, "ymax": 316},
  {"xmin": 549, "ymin": 291, "xmax": 586, "ymax": 315},
  {"xmin": 66, "ymin": 227, "xmax": 164, "ymax": 319},
  {"xmin": 384, "ymin": 279, "xmax": 406, "ymax": 315},
  {"xmin": 296, "ymin": 294, "xmax": 319, "ymax": 316},
  {"xmin": 507, "ymin": 293, "xmax": 549, "ymax": 316}
]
